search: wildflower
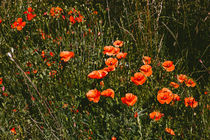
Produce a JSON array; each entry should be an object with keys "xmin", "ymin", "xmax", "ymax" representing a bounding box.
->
[
  {"xmin": 24, "ymin": 7, "xmax": 36, "ymax": 21},
  {"xmin": 185, "ymin": 78, "xmax": 196, "ymax": 87},
  {"xmin": 86, "ymin": 89, "xmax": 101, "ymax": 103},
  {"xmin": 134, "ymin": 112, "xmax": 138, "ymax": 118},
  {"xmin": 116, "ymin": 52, "xmax": 127, "ymax": 59},
  {"xmin": 2, "ymin": 92, "xmax": 8, "ymax": 96},
  {"xmin": 60, "ymin": 51, "xmax": 74, "ymax": 62},
  {"xmin": 11, "ymin": 18, "xmax": 26, "ymax": 31},
  {"xmin": 50, "ymin": 7, "xmax": 63, "ymax": 18},
  {"xmin": 162, "ymin": 61, "xmax": 175, "ymax": 72},
  {"xmin": 12, "ymin": 109, "xmax": 17, "ymax": 112},
  {"xmin": 0, "ymin": 78, "xmax": 2, "ymax": 84},
  {"xmin": 204, "ymin": 91, "xmax": 208, "ymax": 95},
  {"xmin": 31, "ymin": 96, "xmax": 35, "ymax": 101},
  {"xmin": 10, "ymin": 127, "xmax": 16, "ymax": 135},
  {"xmin": 131, "ymin": 72, "xmax": 147, "ymax": 85},
  {"xmin": 157, "ymin": 88, "xmax": 173, "ymax": 104},
  {"xmin": 105, "ymin": 58, "xmax": 118, "ymax": 67},
  {"xmin": 140, "ymin": 65, "xmax": 152, "ymax": 77},
  {"xmin": 103, "ymin": 46, "xmax": 120, "ymax": 56},
  {"xmin": 111, "ymin": 136, "xmax": 117, "ymax": 140},
  {"xmin": 93, "ymin": 11, "xmax": 98, "ymax": 15},
  {"xmin": 177, "ymin": 74, "xmax": 187, "ymax": 83},
  {"xmin": 142, "ymin": 56, "xmax": 151, "ymax": 65},
  {"xmin": 165, "ymin": 128, "xmax": 175, "ymax": 136},
  {"xmin": 113, "ymin": 40, "xmax": 123, "ymax": 47},
  {"xmin": 49, "ymin": 52, "xmax": 54, "ymax": 57},
  {"xmin": 101, "ymin": 89, "xmax": 115, "ymax": 98},
  {"xmin": 100, "ymin": 81, "xmax": 104, "ymax": 87},
  {"xmin": 103, "ymin": 66, "xmax": 116, "ymax": 72},
  {"xmin": 149, "ymin": 111, "xmax": 164, "ymax": 121},
  {"xmin": 49, "ymin": 70, "xmax": 57, "ymax": 77},
  {"xmin": 184, "ymin": 97, "xmax": 198, "ymax": 108},
  {"xmin": 88, "ymin": 70, "xmax": 108, "ymax": 79},
  {"xmin": 0, "ymin": 19, "xmax": 2, "ymax": 24},
  {"xmin": 121, "ymin": 93, "xmax": 138, "ymax": 106},
  {"xmin": 62, "ymin": 103, "xmax": 68, "ymax": 108},
  {"xmin": 169, "ymin": 82, "xmax": 179, "ymax": 88},
  {"xmin": 172, "ymin": 94, "xmax": 181, "ymax": 101}
]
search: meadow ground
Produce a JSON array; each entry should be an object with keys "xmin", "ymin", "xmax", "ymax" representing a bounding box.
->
[{"xmin": 0, "ymin": 0, "xmax": 209, "ymax": 139}]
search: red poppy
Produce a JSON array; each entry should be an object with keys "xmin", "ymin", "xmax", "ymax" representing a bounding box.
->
[
  {"xmin": 88, "ymin": 70, "xmax": 108, "ymax": 79},
  {"xmin": 33, "ymin": 70, "xmax": 38, "ymax": 74},
  {"xmin": 162, "ymin": 61, "xmax": 175, "ymax": 72},
  {"xmin": 103, "ymin": 46, "xmax": 120, "ymax": 56},
  {"xmin": 134, "ymin": 112, "xmax": 138, "ymax": 118},
  {"xmin": 140, "ymin": 65, "xmax": 152, "ymax": 77},
  {"xmin": 101, "ymin": 89, "xmax": 115, "ymax": 98},
  {"xmin": 49, "ymin": 52, "xmax": 54, "ymax": 57},
  {"xmin": 50, "ymin": 7, "xmax": 63, "ymax": 17},
  {"xmin": 165, "ymin": 128, "xmax": 175, "ymax": 136},
  {"xmin": 11, "ymin": 18, "xmax": 26, "ymax": 31},
  {"xmin": 0, "ymin": 78, "xmax": 2, "ymax": 84},
  {"xmin": 149, "ymin": 111, "xmax": 164, "ymax": 121},
  {"xmin": 172, "ymin": 94, "xmax": 181, "ymax": 101},
  {"xmin": 157, "ymin": 88, "xmax": 173, "ymax": 104},
  {"xmin": 177, "ymin": 74, "xmax": 187, "ymax": 83},
  {"xmin": 204, "ymin": 91, "xmax": 208, "ymax": 95},
  {"xmin": 131, "ymin": 72, "xmax": 147, "ymax": 85},
  {"xmin": 10, "ymin": 127, "xmax": 16, "ymax": 135},
  {"xmin": 86, "ymin": 89, "xmax": 101, "ymax": 103},
  {"xmin": 184, "ymin": 97, "xmax": 198, "ymax": 108},
  {"xmin": 60, "ymin": 51, "xmax": 74, "ymax": 62},
  {"xmin": 185, "ymin": 78, "xmax": 196, "ymax": 87},
  {"xmin": 24, "ymin": 7, "xmax": 36, "ymax": 21},
  {"xmin": 103, "ymin": 66, "xmax": 116, "ymax": 72},
  {"xmin": 142, "ymin": 56, "xmax": 151, "ymax": 65},
  {"xmin": 116, "ymin": 52, "xmax": 127, "ymax": 59},
  {"xmin": 0, "ymin": 19, "xmax": 2, "ymax": 24},
  {"xmin": 169, "ymin": 82, "xmax": 179, "ymax": 88},
  {"xmin": 121, "ymin": 93, "xmax": 138, "ymax": 106},
  {"xmin": 111, "ymin": 136, "xmax": 117, "ymax": 140},
  {"xmin": 113, "ymin": 40, "xmax": 123, "ymax": 47},
  {"xmin": 105, "ymin": 58, "xmax": 118, "ymax": 67}
]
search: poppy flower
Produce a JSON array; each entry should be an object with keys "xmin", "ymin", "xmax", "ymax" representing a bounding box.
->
[
  {"xmin": 185, "ymin": 78, "xmax": 196, "ymax": 87},
  {"xmin": 10, "ymin": 127, "xmax": 16, "ymax": 135},
  {"xmin": 165, "ymin": 128, "xmax": 175, "ymax": 136},
  {"xmin": 116, "ymin": 52, "xmax": 127, "ymax": 59},
  {"xmin": 49, "ymin": 70, "xmax": 57, "ymax": 76},
  {"xmin": 24, "ymin": 7, "xmax": 36, "ymax": 21},
  {"xmin": 140, "ymin": 65, "xmax": 152, "ymax": 77},
  {"xmin": 88, "ymin": 70, "xmax": 108, "ymax": 79},
  {"xmin": 113, "ymin": 40, "xmax": 123, "ymax": 47},
  {"xmin": 11, "ymin": 18, "xmax": 26, "ymax": 31},
  {"xmin": 60, "ymin": 51, "xmax": 74, "ymax": 62},
  {"xmin": 142, "ymin": 56, "xmax": 151, "ymax": 65},
  {"xmin": 184, "ymin": 97, "xmax": 198, "ymax": 108},
  {"xmin": 86, "ymin": 89, "xmax": 101, "ymax": 103},
  {"xmin": 157, "ymin": 88, "xmax": 173, "ymax": 104},
  {"xmin": 103, "ymin": 66, "xmax": 116, "ymax": 72},
  {"xmin": 0, "ymin": 19, "xmax": 2, "ymax": 24},
  {"xmin": 50, "ymin": 7, "xmax": 63, "ymax": 17},
  {"xmin": 169, "ymin": 82, "xmax": 179, "ymax": 88},
  {"xmin": 0, "ymin": 78, "xmax": 2, "ymax": 84},
  {"xmin": 103, "ymin": 46, "xmax": 120, "ymax": 56},
  {"xmin": 105, "ymin": 58, "xmax": 118, "ymax": 67},
  {"xmin": 177, "ymin": 74, "xmax": 187, "ymax": 83},
  {"xmin": 101, "ymin": 89, "xmax": 115, "ymax": 98},
  {"xmin": 149, "ymin": 111, "xmax": 164, "ymax": 121},
  {"xmin": 121, "ymin": 93, "xmax": 138, "ymax": 106},
  {"xmin": 172, "ymin": 94, "xmax": 181, "ymax": 101},
  {"xmin": 49, "ymin": 52, "xmax": 54, "ymax": 57},
  {"xmin": 131, "ymin": 72, "xmax": 147, "ymax": 85},
  {"xmin": 134, "ymin": 112, "xmax": 138, "ymax": 118},
  {"xmin": 162, "ymin": 61, "xmax": 175, "ymax": 72},
  {"xmin": 111, "ymin": 136, "xmax": 117, "ymax": 140},
  {"xmin": 100, "ymin": 81, "xmax": 104, "ymax": 87},
  {"xmin": 33, "ymin": 70, "xmax": 38, "ymax": 74},
  {"xmin": 204, "ymin": 91, "xmax": 208, "ymax": 95}
]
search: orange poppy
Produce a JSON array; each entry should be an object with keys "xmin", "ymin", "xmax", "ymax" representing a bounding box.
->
[
  {"xmin": 131, "ymin": 72, "xmax": 147, "ymax": 85},
  {"xmin": 149, "ymin": 111, "xmax": 164, "ymax": 121},
  {"xmin": 157, "ymin": 88, "xmax": 173, "ymax": 104},
  {"xmin": 11, "ymin": 18, "xmax": 26, "ymax": 31},
  {"xmin": 185, "ymin": 78, "xmax": 196, "ymax": 87},
  {"xmin": 33, "ymin": 70, "xmax": 38, "ymax": 74},
  {"xmin": 162, "ymin": 61, "xmax": 175, "ymax": 72},
  {"xmin": 177, "ymin": 74, "xmax": 187, "ymax": 83},
  {"xmin": 88, "ymin": 70, "xmax": 108, "ymax": 79},
  {"xmin": 105, "ymin": 58, "xmax": 118, "ymax": 67},
  {"xmin": 169, "ymin": 82, "xmax": 179, "ymax": 88},
  {"xmin": 111, "ymin": 136, "xmax": 117, "ymax": 140},
  {"xmin": 204, "ymin": 91, "xmax": 208, "ymax": 95},
  {"xmin": 50, "ymin": 7, "xmax": 63, "ymax": 17},
  {"xmin": 140, "ymin": 65, "xmax": 152, "ymax": 77},
  {"xmin": 10, "ymin": 127, "xmax": 16, "ymax": 135},
  {"xmin": 121, "ymin": 93, "xmax": 137, "ymax": 106},
  {"xmin": 103, "ymin": 46, "xmax": 120, "ymax": 56},
  {"xmin": 101, "ymin": 89, "xmax": 115, "ymax": 98},
  {"xmin": 0, "ymin": 78, "xmax": 2, "ymax": 84},
  {"xmin": 165, "ymin": 128, "xmax": 175, "ymax": 136},
  {"xmin": 172, "ymin": 94, "xmax": 181, "ymax": 101},
  {"xmin": 142, "ymin": 56, "xmax": 151, "ymax": 65},
  {"xmin": 86, "ymin": 89, "xmax": 101, "ymax": 103},
  {"xmin": 60, "ymin": 51, "xmax": 74, "ymax": 62},
  {"xmin": 116, "ymin": 52, "xmax": 127, "ymax": 59},
  {"xmin": 103, "ymin": 66, "xmax": 116, "ymax": 72},
  {"xmin": 113, "ymin": 40, "xmax": 123, "ymax": 47},
  {"xmin": 184, "ymin": 97, "xmax": 198, "ymax": 108}
]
